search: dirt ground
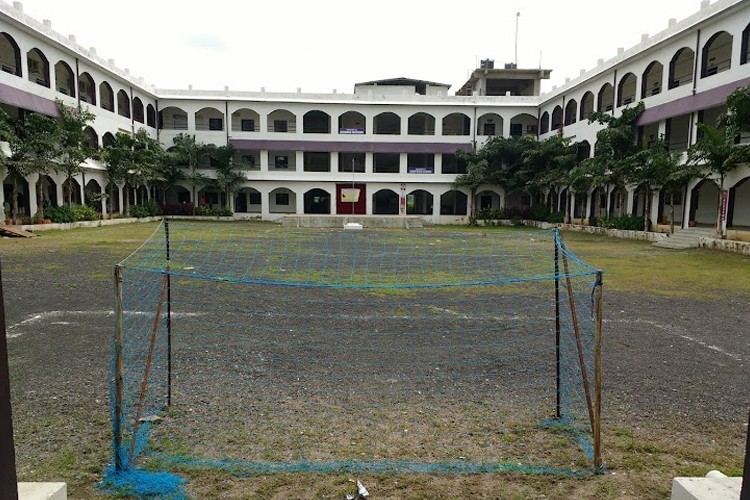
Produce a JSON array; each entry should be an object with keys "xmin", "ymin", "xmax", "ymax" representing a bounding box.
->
[{"xmin": 1, "ymin": 222, "xmax": 748, "ymax": 499}]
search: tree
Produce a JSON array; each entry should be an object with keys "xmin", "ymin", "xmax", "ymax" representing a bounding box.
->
[
  {"xmin": 100, "ymin": 131, "xmax": 136, "ymax": 215},
  {"xmin": 206, "ymin": 144, "xmax": 246, "ymax": 210},
  {"xmin": 630, "ymin": 137, "xmax": 683, "ymax": 231},
  {"xmin": 129, "ymin": 129, "xmax": 166, "ymax": 206},
  {"xmin": 687, "ymin": 113, "xmax": 750, "ymax": 237},
  {"xmin": 0, "ymin": 108, "xmax": 59, "ymax": 222},
  {"xmin": 55, "ymin": 100, "xmax": 96, "ymax": 206},
  {"xmin": 452, "ymin": 155, "xmax": 489, "ymax": 223},
  {"xmin": 170, "ymin": 134, "xmax": 210, "ymax": 213},
  {"xmin": 585, "ymin": 102, "xmax": 646, "ymax": 218},
  {"xmin": 521, "ymin": 135, "xmax": 578, "ymax": 213}
]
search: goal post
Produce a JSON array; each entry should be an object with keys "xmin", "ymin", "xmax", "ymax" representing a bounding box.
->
[{"xmin": 106, "ymin": 221, "xmax": 604, "ymax": 489}]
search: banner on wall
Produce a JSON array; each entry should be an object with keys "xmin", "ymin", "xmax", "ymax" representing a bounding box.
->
[{"xmin": 341, "ymin": 188, "xmax": 361, "ymax": 203}]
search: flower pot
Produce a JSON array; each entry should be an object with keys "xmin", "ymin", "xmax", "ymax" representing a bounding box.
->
[
  {"xmin": 4, "ymin": 218, "xmax": 11, "ymax": 225},
  {"xmin": 688, "ymin": 220, "xmax": 697, "ymax": 227},
  {"xmin": 43, "ymin": 219, "xmax": 52, "ymax": 224}
]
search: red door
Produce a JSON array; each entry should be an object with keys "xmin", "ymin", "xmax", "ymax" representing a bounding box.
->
[{"xmin": 336, "ymin": 183, "xmax": 366, "ymax": 215}]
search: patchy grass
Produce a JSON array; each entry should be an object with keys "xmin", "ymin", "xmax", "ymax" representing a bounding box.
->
[{"xmin": 4, "ymin": 220, "xmax": 748, "ymax": 498}]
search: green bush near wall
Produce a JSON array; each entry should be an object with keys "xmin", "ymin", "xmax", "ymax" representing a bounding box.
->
[{"xmin": 44, "ymin": 204, "xmax": 99, "ymax": 223}]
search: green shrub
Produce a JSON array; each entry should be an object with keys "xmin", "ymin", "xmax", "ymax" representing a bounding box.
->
[
  {"xmin": 475, "ymin": 208, "xmax": 506, "ymax": 226},
  {"xmin": 194, "ymin": 206, "xmax": 233, "ymax": 217},
  {"xmin": 596, "ymin": 214, "xmax": 646, "ymax": 230},
  {"xmin": 70, "ymin": 204, "xmax": 99, "ymax": 221},
  {"xmin": 44, "ymin": 204, "xmax": 99, "ymax": 223},
  {"xmin": 530, "ymin": 204, "xmax": 551, "ymax": 222},
  {"xmin": 129, "ymin": 205, "xmax": 149, "ymax": 218},
  {"xmin": 547, "ymin": 211, "xmax": 564, "ymax": 223},
  {"xmin": 129, "ymin": 201, "xmax": 162, "ymax": 218}
]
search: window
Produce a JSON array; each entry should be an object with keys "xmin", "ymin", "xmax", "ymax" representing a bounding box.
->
[
  {"xmin": 483, "ymin": 123, "xmax": 496, "ymax": 136},
  {"xmin": 276, "ymin": 193, "xmax": 289, "ymax": 205},
  {"xmin": 242, "ymin": 155, "xmax": 256, "ymax": 168},
  {"xmin": 275, "ymin": 156, "xmax": 289, "ymax": 169},
  {"xmin": 241, "ymin": 119, "xmax": 255, "ymax": 132},
  {"xmin": 174, "ymin": 114, "xmax": 187, "ymax": 129},
  {"xmin": 249, "ymin": 192, "xmax": 261, "ymax": 204},
  {"xmin": 274, "ymin": 120, "xmax": 288, "ymax": 132},
  {"xmin": 510, "ymin": 123, "xmax": 523, "ymax": 137},
  {"xmin": 209, "ymin": 118, "xmax": 223, "ymax": 131}
]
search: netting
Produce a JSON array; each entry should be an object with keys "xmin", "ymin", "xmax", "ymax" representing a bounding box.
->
[{"xmin": 100, "ymin": 221, "xmax": 603, "ymax": 497}]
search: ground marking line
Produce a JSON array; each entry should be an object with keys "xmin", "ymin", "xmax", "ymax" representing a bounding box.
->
[
  {"xmin": 604, "ymin": 318, "xmax": 743, "ymax": 362},
  {"xmin": 6, "ymin": 310, "xmax": 203, "ymax": 340}
]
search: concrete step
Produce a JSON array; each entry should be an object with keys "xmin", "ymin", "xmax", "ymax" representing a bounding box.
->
[{"xmin": 653, "ymin": 227, "xmax": 716, "ymax": 249}]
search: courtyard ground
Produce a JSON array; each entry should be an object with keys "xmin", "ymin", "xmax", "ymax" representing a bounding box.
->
[{"xmin": 1, "ymin": 221, "xmax": 748, "ymax": 499}]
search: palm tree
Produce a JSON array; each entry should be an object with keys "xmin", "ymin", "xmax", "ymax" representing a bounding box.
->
[
  {"xmin": 630, "ymin": 138, "xmax": 682, "ymax": 232},
  {"xmin": 206, "ymin": 144, "xmax": 246, "ymax": 210},
  {"xmin": 687, "ymin": 86, "xmax": 750, "ymax": 237},
  {"xmin": 452, "ymin": 155, "xmax": 489, "ymax": 223},
  {"xmin": 687, "ymin": 123, "xmax": 749, "ymax": 237},
  {"xmin": 170, "ymin": 134, "xmax": 209, "ymax": 213}
]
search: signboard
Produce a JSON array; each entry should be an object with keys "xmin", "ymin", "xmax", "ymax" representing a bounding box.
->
[
  {"xmin": 338, "ymin": 128, "xmax": 365, "ymax": 134},
  {"xmin": 720, "ymin": 190, "xmax": 728, "ymax": 221},
  {"xmin": 340, "ymin": 188, "xmax": 361, "ymax": 203},
  {"xmin": 400, "ymin": 183, "xmax": 406, "ymax": 215},
  {"xmin": 407, "ymin": 166, "xmax": 434, "ymax": 174}
]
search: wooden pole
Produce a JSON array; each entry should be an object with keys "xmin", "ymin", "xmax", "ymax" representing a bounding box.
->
[
  {"xmin": 554, "ymin": 228, "xmax": 561, "ymax": 419},
  {"xmin": 165, "ymin": 221, "xmax": 172, "ymax": 407},
  {"xmin": 113, "ymin": 265, "xmax": 124, "ymax": 472},
  {"xmin": 129, "ymin": 273, "xmax": 168, "ymax": 461},
  {"xmin": 0, "ymin": 259, "xmax": 18, "ymax": 499},
  {"xmin": 561, "ymin": 250, "xmax": 596, "ymax": 439},
  {"xmin": 593, "ymin": 271, "xmax": 603, "ymax": 471}
]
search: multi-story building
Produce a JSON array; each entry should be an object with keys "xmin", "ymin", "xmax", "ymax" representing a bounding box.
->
[{"xmin": 0, "ymin": 0, "xmax": 748, "ymax": 233}]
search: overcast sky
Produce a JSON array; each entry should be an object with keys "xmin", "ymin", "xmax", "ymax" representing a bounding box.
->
[{"xmin": 18, "ymin": 0, "xmax": 704, "ymax": 94}]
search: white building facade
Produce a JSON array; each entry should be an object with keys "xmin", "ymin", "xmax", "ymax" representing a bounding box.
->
[{"xmin": 0, "ymin": 0, "xmax": 748, "ymax": 233}]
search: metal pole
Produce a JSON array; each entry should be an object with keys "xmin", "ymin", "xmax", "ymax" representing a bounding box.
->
[
  {"xmin": 514, "ymin": 12, "xmax": 520, "ymax": 67},
  {"xmin": 165, "ymin": 221, "xmax": 172, "ymax": 407},
  {"xmin": 0, "ymin": 259, "xmax": 18, "ymax": 500},
  {"xmin": 554, "ymin": 229, "xmax": 561, "ymax": 420},
  {"xmin": 113, "ymin": 265, "xmax": 124, "ymax": 472},
  {"xmin": 593, "ymin": 271, "xmax": 604, "ymax": 471}
]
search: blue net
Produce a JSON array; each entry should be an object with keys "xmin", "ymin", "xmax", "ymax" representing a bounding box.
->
[{"xmin": 103, "ymin": 221, "xmax": 603, "ymax": 496}]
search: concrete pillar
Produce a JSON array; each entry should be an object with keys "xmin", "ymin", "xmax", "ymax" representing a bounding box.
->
[
  {"xmin": 78, "ymin": 176, "xmax": 86, "ymax": 206},
  {"xmin": 295, "ymin": 151, "xmax": 303, "ymax": 172},
  {"xmin": 28, "ymin": 173, "xmax": 39, "ymax": 217},
  {"xmin": 365, "ymin": 152, "xmax": 373, "ymax": 174},
  {"xmin": 502, "ymin": 116, "xmax": 511, "ymax": 138},
  {"xmin": 584, "ymin": 190, "xmax": 593, "ymax": 224},
  {"xmin": 295, "ymin": 191, "xmax": 303, "ymax": 215},
  {"xmin": 260, "ymin": 189, "xmax": 270, "ymax": 220},
  {"xmin": 0, "ymin": 166, "xmax": 5, "ymax": 218},
  {"xmin": 55, "ymin": 181, "xmax": 64, "ymax": 208},
  {"xmin": 570, "ymin": 192, "xmax": 577, "ymax": 222},
  {"xmin": 626, "ymin": 186, "xmax": 636, "ymax": 214},
  {"xmin": 649, "ymin": 189, "xmax": 660, "ymax": 227},
  {"xmin": 117, "ymin": 184, "xmax": 124, "ymax": 214}
]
